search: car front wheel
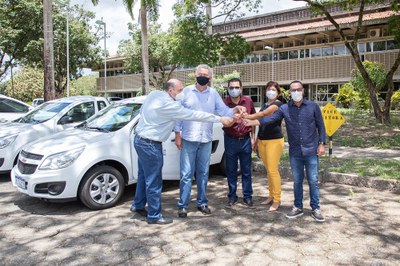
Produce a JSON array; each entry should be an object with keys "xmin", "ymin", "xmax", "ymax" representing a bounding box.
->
[{"xmin": 78, "ymin": 165, "xmax": 125, "ymax": 210}]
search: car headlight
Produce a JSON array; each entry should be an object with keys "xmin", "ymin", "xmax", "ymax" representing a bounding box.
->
[
  {"xmin": 39, "ymin": 146, "xmax": 85, "ymax": 170},
  {"xmin": 0, "ymin": 134, "xmax": 18, "ymax": 149}
]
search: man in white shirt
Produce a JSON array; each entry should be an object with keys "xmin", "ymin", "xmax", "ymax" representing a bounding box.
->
[
  {"xmin": 131, "ymin": 79, "xmax": 233, "ymax": 225},
  {"xmin": 174, "ymin": 64, "xmax": 245, "ymax": 218}
]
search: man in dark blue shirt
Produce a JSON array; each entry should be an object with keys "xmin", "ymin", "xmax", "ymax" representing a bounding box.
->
[{"xmin": 244, "ymin": 80, "xmax": 326, "ymax": 222}]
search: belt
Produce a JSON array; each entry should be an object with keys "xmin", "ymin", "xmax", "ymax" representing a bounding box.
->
[
  {"xmin": 226, "ymin": 134, "xmax": 250, "ymax": 140},
  {"xmin": 137, "ymin": 135, "xmax": 162, "ymax": 145}
]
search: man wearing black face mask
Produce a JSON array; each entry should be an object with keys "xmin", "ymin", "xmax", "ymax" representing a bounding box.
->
[{"xmin": 174, "ymin": 64, "xmax": 245, "ymax": 218}]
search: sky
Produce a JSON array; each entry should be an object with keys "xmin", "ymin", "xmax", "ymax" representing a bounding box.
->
[{"xmin": 70, "ymin": 0, "xmax": 306, "ymax": 55}]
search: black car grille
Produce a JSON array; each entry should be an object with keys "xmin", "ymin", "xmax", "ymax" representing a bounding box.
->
[
  {"xmin": 20, "ymin": 150, "xmax": 44, "ymax": 160},
  {"xmin": 17, "ymin": 161, "xmax": 38, "ymax": 175}
]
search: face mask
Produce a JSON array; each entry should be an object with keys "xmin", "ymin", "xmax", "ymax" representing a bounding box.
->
[
  {"xmin": 291, "ymin": 91, "xmax": 303, "ymax": 102},
  {"xmin": 196, "ymin": 76, "xmax": 210, "ymax": 86},
  {"xmin": 175, "ymin": 91, "xmax": 185, "ymax": 101},
  {"xmin": 266, "ymin": 90, "xmax": 277, "ymax": 100},
  {"xmin": 228, "ymin": 88, "xmax": 241, "ymax": 98}
]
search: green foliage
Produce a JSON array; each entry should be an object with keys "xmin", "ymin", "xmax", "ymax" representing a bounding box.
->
[
  {"xmin": 333, "ymin": 83, "xmax": 360, "ymax": 108},
  {"xmin": 171, "ymin": 14, "xmax": 224, "ymax": 67},
  {"xmin": 212, "ymin": 71, "xmax": 241, "ymax": 95},
  {"xmin": 0, "ymin": 0, "xmax": 42, "ymax": 79},
  {"xmin": 4, "ymin": 66, "xmax": 44, "ymax": 102},
  {"xmin": 391, "ymin": 90, "xmax": 400, "ymax": 110},
  {"xmin": 68, "ymin": 75, "xmax": 99, "ymax": 97},
  {"xmin": 350, "ymin": 61, "xmax": 387, "ymax": 109},
  {"xmin": 119, "ymin": 22, "xmax": 176, "ymax": 88},
  {"xmin": 171, "ymin": 0, "xmax": 256, "ymax": 67}
]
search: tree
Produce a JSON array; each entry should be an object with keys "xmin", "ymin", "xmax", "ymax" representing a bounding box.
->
[
  {"xmin": 171, "ymin": 0, "xmax": 260, "ymax": 67},
  {"xmin": 119, "ymin": 23, "xmax": 176, "ymax": 89},
  {"xmin": 43, "ymin": 0, "xmax": 56, "ymax": 101},
  {"xmin": 0, "ymin": 0, "xmax": 42, "ymax": 80},
  {"xmin": 295, "ymin": 0, "xmax": 400, "ymax": 124},
  {"xmin": 24, "ymin": 3, "xmax": 102, "ymax": 98},
  {"xmin": 4, "ymin": 67, "xmax": 44, "ymax": 102},
  {"xmin": 92, "ymin": 0, "xmax": 159, "ymax": 95}
]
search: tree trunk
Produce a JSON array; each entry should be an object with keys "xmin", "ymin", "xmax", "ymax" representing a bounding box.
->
[
  {"xmin": 43, "ymin": 0, "xmax": 55, "ymax": 101},
  {"xmin": 140, "ymin": 0, "xmax": 150, "ymax": 95}
]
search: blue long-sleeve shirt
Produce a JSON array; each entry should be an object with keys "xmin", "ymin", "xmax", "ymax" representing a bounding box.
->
[
  {"xmin": 259, "ymin": 99, "xmax": 326, "ymax": 157},
  {"xmin": 174, "ymin": 85, "xmax": 233, "ymax": 143}
]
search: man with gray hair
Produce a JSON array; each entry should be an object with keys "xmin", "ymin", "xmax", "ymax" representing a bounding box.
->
[
  {"xmin": 131, "ymin": 78, "xmax": 233, "ymax": 225},
  {"xmin": 174, "ymin": 64, "xmax": 246, "ymax": 218}
]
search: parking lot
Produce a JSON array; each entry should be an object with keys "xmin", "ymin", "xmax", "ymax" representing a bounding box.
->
[{"xmin": 1, "ymin": 170, "xmax": 399, "ymax": 265}]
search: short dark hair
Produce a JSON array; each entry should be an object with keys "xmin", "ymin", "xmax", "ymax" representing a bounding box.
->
[
  {"xmin": 289, "ymin": 80, "xmax": 304, "ymax": 89},
  {"xmin": 163, "ymin": 82, "xmax": 174, "ymax": 91},
  {"xmin": 227, "ymin": 77, "xmax": 242, "ymax": 88},
  {"xmin": 266, "ymin": 81, "xmax": 281, "ymax": 94}
]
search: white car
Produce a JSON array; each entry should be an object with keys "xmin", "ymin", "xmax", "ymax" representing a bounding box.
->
[
  {"xmin": 0, "ymin": 96, "xmax": 109, "ymax": 174},
  {"xmin": 11, "ymin": 96, "xmax": 226, "ymax": 210},
  {"xmin": 0, "ymin": 94, "xmax": 34, "ymax": 123},
  {"xmin": 32, "ymin": 98, "xmax": 44, "ymax": 107}
]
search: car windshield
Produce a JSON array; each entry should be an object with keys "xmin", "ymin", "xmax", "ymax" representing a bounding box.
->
[
  {"xmin": 81, "ymin": 102, "xmax": 141, "ymax": 132},
  {"xmin": 17, "ymin": 102, "xmax": 71, "ymax": 124}
]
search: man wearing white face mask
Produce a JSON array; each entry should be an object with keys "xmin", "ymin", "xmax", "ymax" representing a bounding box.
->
[
  {"xmin": 222, "ymin": 78, "xmax": 256, "ymax": 208},
  {"xmin": 243, "ymin": 80, "xmax": 327, "ymax": 223},
  {"xmin": 132, "ymin": 79, "xmax": 234, "ymax": 225}
]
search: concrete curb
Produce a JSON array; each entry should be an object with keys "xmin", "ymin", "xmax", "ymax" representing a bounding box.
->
[{"xmin": 252, "ymin": 161, "xmax": 400, "ymax": 193}]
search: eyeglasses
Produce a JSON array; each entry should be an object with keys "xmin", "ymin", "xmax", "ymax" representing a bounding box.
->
[
  {"xmin": 228, "ymin": 86, "xmax": 241, "ymax": 90},
  {"xmin": 290, "ymin": 89, "xmax": 303, "ymax": 92}
]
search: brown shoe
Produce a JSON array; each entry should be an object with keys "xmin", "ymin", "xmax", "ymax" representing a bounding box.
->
[
  {"xmin": 261, "ymin": 197, "xmax": 273, "ymax": 205},
  {"xmin": 268, "ymin": 202, "xmax": 280, "ymax": 212}
]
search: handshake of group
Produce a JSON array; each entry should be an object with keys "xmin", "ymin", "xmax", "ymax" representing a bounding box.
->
[{"xmin": 219, "ymin": 106, "xmax": 258, "ymax": 127}]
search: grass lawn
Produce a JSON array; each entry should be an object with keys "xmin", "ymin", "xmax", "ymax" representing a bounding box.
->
[
  {"xmin": 274, "ymin": 109, "xmax": 400, "ymax": 180},
  {"xmin": 277, "ymin": 152, "xmax": 400, "ymax": 181}
]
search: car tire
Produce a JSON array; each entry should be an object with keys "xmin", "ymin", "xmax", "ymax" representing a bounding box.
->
[{"xmin": 78, "ymin": 165, "xmax": 125, "ymax": 210}]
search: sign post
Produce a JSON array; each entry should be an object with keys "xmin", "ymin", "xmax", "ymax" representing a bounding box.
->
[{"xmin": 322, "ymin": 103, "xmax": 346, "ymax": 160}]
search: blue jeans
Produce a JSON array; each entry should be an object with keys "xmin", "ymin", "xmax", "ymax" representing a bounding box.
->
[
  {"xmin": 177, "ymin": 139, "xmax": 211, "ymax": 208},
  {"xmin": 289, "ymin": 155, "xmax": 320, "ymax": 210},
  {"xmin": 224, "ymin": 135, "xmax": 253, "ymax": 201},
  {"xmin": 132, "ymin": 135, "xmax": 163, "ymax": 221}
]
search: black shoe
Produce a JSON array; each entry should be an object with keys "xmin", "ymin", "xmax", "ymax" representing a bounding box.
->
[
  {"xmin": 286, "ymin": 206, "xmax": 304, "ymax": 219},
  {"xmin": 178, "ymin": 207, "xmax": 188, "ymax": 218},
  {"xmin": 226, "ymin": 198, "xmax": 237, "ymax": 207},
  {"xmin": 243, "ymin": 198, "xmax": 254, "ymax": 207},
  {"xmin": 147, "ymin": 216, "xmax": 173, "ymax": 225},
  {"xmin": 197, "ymin": 205, "xmax": 211, "ymax": 215},
  {"xmin": 311, "ymin": 209, "xmax": 325, "ymax": 223},
  {"xmin": 130, "ymin": 207, "xmax": 148, "ymax": 217}
]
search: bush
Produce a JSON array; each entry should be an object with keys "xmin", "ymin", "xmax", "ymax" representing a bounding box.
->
[{"xmin": 391, "ymin": 90, "xmax": 400, "ymax": 110}]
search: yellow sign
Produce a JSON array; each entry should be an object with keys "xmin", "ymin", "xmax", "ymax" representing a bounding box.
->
[{"xmin": 322, "ymin": 103, "xmax": 345, "ymax": 136}]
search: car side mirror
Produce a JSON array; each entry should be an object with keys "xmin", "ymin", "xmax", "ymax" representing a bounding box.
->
[{"xmin": 59, "ymin": 116, "xmax": 74, "ymax": 125}]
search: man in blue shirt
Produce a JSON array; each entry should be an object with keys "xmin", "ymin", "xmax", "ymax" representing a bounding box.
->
[
  {"xmin": 244, "ymin": 80, "xmax": 326, "ymax": 222},
  {"xmin": 174, "ymin": 64, "xmax": 245, "ymax": 218},
  {"xmin": 132, "ymin": 79, "xmax": 233, "ymax": 225}
]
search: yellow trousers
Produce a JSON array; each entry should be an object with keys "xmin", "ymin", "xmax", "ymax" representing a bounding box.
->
[{"xmin": 258, "ymin": 138, "xmax": 284, "ymax": 203}]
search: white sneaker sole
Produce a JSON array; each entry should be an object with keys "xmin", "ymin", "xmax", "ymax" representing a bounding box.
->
[{"xmin": 286, "ymin": 212, "xmax": 304, "ymax": 219}]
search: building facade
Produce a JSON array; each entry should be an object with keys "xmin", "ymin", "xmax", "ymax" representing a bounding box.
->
[{"xmin": 94, "ymin": 2, "xmax": 400, "ymax": 106}]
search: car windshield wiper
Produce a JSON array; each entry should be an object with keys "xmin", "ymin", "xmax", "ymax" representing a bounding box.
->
[{"xmin": 86, "ymin": 126, "xmax": 110, "ymax": 133}]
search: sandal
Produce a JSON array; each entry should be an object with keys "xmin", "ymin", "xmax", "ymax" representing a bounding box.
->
[
  {"xmin": 268, "ymin": 202, "xmax": 280, "ymax": 212},
  {"xmin": 261, "ymin": 197, "xmax": 273, "ymax": 205}
]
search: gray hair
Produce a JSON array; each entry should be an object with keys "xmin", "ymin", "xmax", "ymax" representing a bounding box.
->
[{"xmin": 196, "ymin": 64, "xmax": 213, "ymax": 77}]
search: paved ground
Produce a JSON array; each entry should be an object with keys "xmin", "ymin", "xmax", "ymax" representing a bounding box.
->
[{"xmin": 1, "ymin": 166, "xmax": 399, "ymax": 265}]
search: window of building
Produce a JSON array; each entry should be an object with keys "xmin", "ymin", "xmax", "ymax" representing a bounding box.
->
[
  {"xmin": 299, "ymin": 49, "xmax": 310, "ymax": 58},
  {"xmin": 322, "ymin": 46, "xmax": 333, "ymax": 56},
  {"xmin": 311, "ymin": 47, "xmax": 322, "ymax": 57},
  {"xmin": 279, "ymin": 51, "xmax": 288, "ymax": 60},
  {"xmin": 289, "ymin": 50, "xmax": 299, "ymax": 59},
  {"xmin": 315, "ymin": 84, "xmax": 339, "ymax": 102},
  {"xmin": 333, "ymin": 45, "xmax": 346, "ymax": 55},
  {"xmin": 358, "ymin": 43, "xmax": 366, "ymax": 53},
  {"xmin": 373, "ymin": 41, "xmax": 386, "ymax": 51},
  {"xmin": 387, "ymin": 40, "xmax": 400, "ymax": 50},
  {"xmin": 243, "ymin": 87, "xmax": 260, "ymax": 105}
]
